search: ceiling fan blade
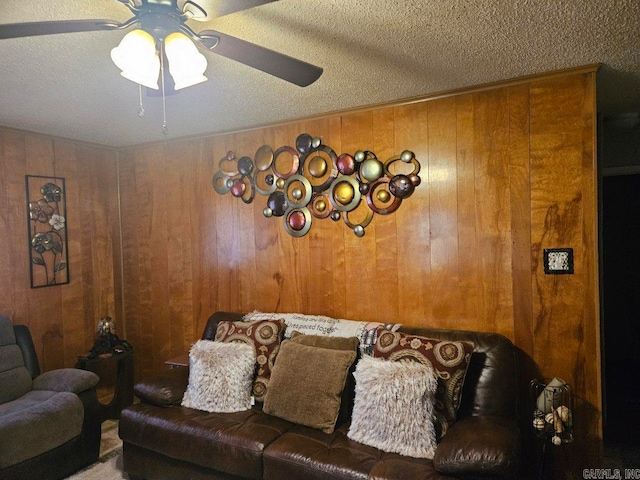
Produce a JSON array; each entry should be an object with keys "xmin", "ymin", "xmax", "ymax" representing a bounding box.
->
[
  {"xmin": 0, "ymin": 20, "xmax": 119, "ymax": 40},
  {"xmin": 196, "ymin": 29, "xmax": 323, "ymax": 87},
  {"xmin": 201, "ymin": 0, "xmax": 278, "ymax": 19}
]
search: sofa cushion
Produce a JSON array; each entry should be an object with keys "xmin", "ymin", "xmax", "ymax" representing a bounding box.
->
[
  {"xmin": 182, "ymin": 340, "xmax": 255, "ymax": 413},
  {"xmin": 119, "ymin": 402, "xmax": 294, "ymax": 479},
  {"xmin": 0, "ymin": 316, "xmax": 33, "ymax": 404},
  {"xmin": 348, "ymin": 355, "xmax": 438, "ymax": 459},
  {"xmin": 263, "ymin": 340, "xmax": 356, "ymax": 434},
  {"xmin": 0, "ymin": 390, "xmax": 84, "ymax": 468},
  {"xmin": 215, "ymin": 318, "xmax": 285, "ymax": 402},
  {"xmin": 263, "ymin": 424, "xmax": 454, "ymax": 480},
  {"xmin": 373, "ymin": 329, "xmax": 474, "ymax": 439},
  {"xmin": 432, "ymin": 416, "xmax": 521, "ymax": 477}
]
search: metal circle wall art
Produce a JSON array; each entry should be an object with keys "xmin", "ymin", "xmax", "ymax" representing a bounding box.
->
[{"xmin": 211, "ymin": 134, "xmax": 422, "ymax": 237}]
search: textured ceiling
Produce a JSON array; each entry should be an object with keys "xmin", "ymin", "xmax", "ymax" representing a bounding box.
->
[{"xmin": 0, "ymin": 0, "xmax": 638, "ymax": 147}]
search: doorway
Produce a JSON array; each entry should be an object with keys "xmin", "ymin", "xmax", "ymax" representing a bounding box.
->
[{"xmin": 601, "ymin": 173, "xmax": 640, "ymax": 443}]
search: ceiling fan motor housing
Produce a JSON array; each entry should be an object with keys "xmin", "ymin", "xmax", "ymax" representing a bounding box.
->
[
  {"xmin": 134, "ymin": 0, "xmax": 213, "ymax": 40},
  {"xmin": 137, "ymin": 0, "xmax": 211, "ymax": 20},
  {"xmin": 139, "ymin": 10, "xmax": 181, "ymax": 41}
]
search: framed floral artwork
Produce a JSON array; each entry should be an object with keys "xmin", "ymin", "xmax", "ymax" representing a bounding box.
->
[{"xmin": 26, "ymin": 175, "xmax": 69, "ymax": 288}]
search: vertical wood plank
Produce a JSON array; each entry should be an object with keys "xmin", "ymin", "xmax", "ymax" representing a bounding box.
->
[
  {"xmin": 371, "ymin": 108, "xmax": 400, "ymax": 321},
  {"xmin": 0, "ymin": 132, "xmax": 28, "ymax": 320},
  {"xmin": 508, "ymin": 85, "xmax": 534, "ymax": 357},
  {"xmin": 428, "ymin": 97, "xmax": 461, "ymax": 325},
  {"xmin": 52, "ymin": 140, "xmax": 85, "ymax": 367},
  {"xmin": 393, "ymin": 102, "xmax": 431, "ymax": 326},
  {"xmin": 340, "ymin": 112, "xmax": 377, "ymax": 321},
  {"xmin": 455, "ymin": 94, "xmax": 482, "ymax": 332},
  {"xmin": 472, "ymin": 90, "xmax": 514, "ymax": 338}
]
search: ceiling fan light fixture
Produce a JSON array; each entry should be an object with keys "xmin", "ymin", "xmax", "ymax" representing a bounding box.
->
[
  {"xmin": 111, "ymin": 29, "xmax": 160, "ymax": 89},
  {"xmin": 164, "ymin": 31, "xmax": 208, "ymax": 90}
]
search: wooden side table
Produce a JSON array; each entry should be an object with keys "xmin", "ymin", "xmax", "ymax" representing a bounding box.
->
[
  {"xmin": 165, "ymin": 353, "xmax": 189, "ymax": 369},
  {"xmin": 77, "ymin": 351, "xmax": 134, "ymax": 422}
]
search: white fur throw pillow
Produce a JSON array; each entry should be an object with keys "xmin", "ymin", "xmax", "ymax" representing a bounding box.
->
[
  {"xmin": 347, "ymin": 355, "xmax": 438, "ymax": 459},
  {"xmin": 181, "ymin": 340, "xmax": 255, "ymax": 413}
]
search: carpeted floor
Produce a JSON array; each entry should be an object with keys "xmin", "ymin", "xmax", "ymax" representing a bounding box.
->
[{"xmin": 66, "ymin": 421, "xmax": 128, "ymax": 480}]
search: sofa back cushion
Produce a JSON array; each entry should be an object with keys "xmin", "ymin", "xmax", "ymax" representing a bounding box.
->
[
  {"xmin": 398, "ymin": 325, "xmax": 517, "ymax": 420},
  {"xmin": 0, "ymin": 315, "xmax": 33, "ymax": 404}
]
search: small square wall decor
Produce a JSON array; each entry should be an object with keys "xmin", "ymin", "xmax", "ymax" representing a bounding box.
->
[
  {"xmin": 26, "ymin": 175, "xmax": 69, "ymax": 288},
  {"xmin": 543, "ymin": 248, "xmax": 574, "ymax": 275}
]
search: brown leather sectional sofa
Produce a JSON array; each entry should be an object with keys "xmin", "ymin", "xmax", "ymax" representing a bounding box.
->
[{"xmin": 119, "ymin": 311, "xmax": 521, "ymax": 479}]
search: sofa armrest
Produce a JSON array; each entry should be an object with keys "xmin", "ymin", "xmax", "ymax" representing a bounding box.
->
[
  {"xmin": 433, "ymin": 415, "xmax": 520, "ymax": 478},
  {"xmin": 32, "ymin": 368, "xmax": 99, "ymax": 393},
  {"xmin": 134, "ymin": 368, "xmax": 189, "ymax": 407}
]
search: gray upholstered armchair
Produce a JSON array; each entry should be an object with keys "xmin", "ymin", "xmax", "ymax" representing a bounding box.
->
[{"xmin": 0, "ymin": 314, "xmax": 102, "ymax": 480}]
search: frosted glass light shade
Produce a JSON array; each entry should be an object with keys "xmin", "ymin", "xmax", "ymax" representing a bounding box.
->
[
  {"xmin": 111, "ymin": 29, "xmax": 160, "ymax": 90},
  {"xmin": 165, "ymin": 32, "xmax": 208, "ymax": 90}
]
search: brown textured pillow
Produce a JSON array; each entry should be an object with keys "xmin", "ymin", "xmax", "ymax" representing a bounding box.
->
[
  {"xmin": 289, "ymin": 333, "xmax": 360, "ymax": 426},
  {"xmin": 372, "ymin": 328, "xmax": 474, "ymax": 439},
  {"xmin": 214, "ymin": 318, "xmax": 285, "ymax": 402},
  {"xmin": 263, "ymin": 341, "xmax": 357, "ymax": 434}
]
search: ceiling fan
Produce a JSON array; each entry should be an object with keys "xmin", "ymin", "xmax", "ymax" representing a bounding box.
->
[{"xmin": 0, "ymin": 0, "xmax": 323, "ymax": 88}]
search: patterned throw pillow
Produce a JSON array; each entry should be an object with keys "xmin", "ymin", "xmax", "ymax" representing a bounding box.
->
[
  {"xmin": 215, "ymin": 318, "xmax": 285, "ymax": 402},
  {"xmin": 243, "ymin": 311, "xmax": 402, "ymax": 355},
  {"xmin": 372, "ymin": 329, "xmax": 474, "ymax": 439}
]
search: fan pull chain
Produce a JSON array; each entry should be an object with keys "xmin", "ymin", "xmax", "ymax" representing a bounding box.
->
[
  {"xmin": 137, "ymin": 84, "xmax": 145, "ymax": 117},
  {"xmin": 160, "ymin": 42, "xmax": 168, "ymax": 136}
]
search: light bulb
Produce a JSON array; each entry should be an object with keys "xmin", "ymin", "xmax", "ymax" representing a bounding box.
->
[
  {"xmin": 165, "ymin": 32, "xmax": 208, "ymax": 90},
  {"xmin": 111, "ymin": 29, "xmax": 160, "ymax": 90}
]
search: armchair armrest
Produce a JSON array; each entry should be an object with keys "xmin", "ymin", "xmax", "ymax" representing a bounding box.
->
[
  {"xmin": 32, "ymin": 368, "xmax": 99, "ymax": 393},
  {"xmin": 134, "ymin": 368, "xmax": 189, "ymax": 407},
  {"xmin": 433, "ymin": 416, "xmax": 520, "ymax": 478}
]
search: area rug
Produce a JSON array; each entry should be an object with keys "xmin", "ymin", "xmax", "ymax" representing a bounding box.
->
[{"xmin": 66, "ymin": 422, "xmax": 128, "ymax": 480}]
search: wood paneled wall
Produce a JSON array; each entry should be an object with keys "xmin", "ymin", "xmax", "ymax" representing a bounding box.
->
[
  {"xmin": 0, "ymin": 128, "xmax": 121, "ymax": 370},
  {"xmin": 119, "ymin": 69, "xmax": 600, "ymax": 470}
]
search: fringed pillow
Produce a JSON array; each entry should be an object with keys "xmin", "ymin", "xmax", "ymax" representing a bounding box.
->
[
  {"xmin": 347, "ymin": 355, "xmax": 438, "ymax": 459},
  {"xmin": 181, "ymin": 340, "xmax": 255, "ymax": 413}
]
